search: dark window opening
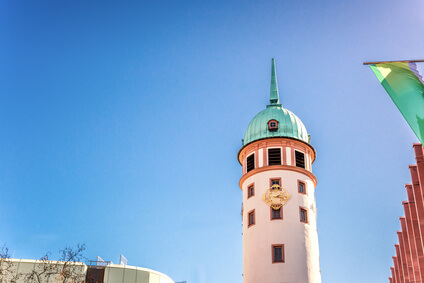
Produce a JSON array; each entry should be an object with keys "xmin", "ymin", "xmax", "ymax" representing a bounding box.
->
[
  {"xmin": 271, "ymin": 207, "xmax": 282, "ymax": 220},
  {"xmin": 300, "ymin": 208, "xmax": 308, "ymax": 223},
  {"xmin": 271, "ymin": 179, "xmax": 281, "ymax": 186},
  {"xmin": 295, "ymin": 151, "xmax": 305, "ymax": 169},
  {"xmin": 248, "ymin": 185, "xmax": 255, "ymax": 198},
  {"xmin": 268, "ymin": 148, "xmax": 281, "ymax": 166},
  {"xmin": 247, "ymin": 154, "xmax": 255, "ymax": 172},
  {"xmin": 248, "ymin": 210, "xmax": 255, "ymax": 227},
  {"xmin": 272, "ymin": 245, "xmax": 284, "ymax": 263},
  {"xmin": 298, "ymin": 181, "xmax": 306, "ymax": 194}
]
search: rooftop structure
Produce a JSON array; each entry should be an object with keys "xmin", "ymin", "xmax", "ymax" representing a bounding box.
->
[
  {"xmin": 242, "ymin": 59, "xmax": 309, "ymax": 147},
  {"xmin": 1, "ymin": 258, "xmax": 175, "ymax": 283},
  {"xmin": 389, "ymin": 144, "xmax": 424, "ymax": 283}
]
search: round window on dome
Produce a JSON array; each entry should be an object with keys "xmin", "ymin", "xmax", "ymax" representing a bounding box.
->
[{"xmin": 268, "ymin": 119, "xmax": 278, "ymax": 132}]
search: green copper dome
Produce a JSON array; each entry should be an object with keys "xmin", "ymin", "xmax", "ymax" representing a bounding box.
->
[{"xmin": 243, "ymin": 59, "xmax": 309, "ymax": 146}]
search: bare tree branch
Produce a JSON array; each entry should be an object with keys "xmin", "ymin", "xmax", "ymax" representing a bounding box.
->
[
  {"xmin": 0, "ymin": 244, "xmax": 86, "ymax": 283},
  {"xmin": 0, "ymin": 244, "xmax": 21, "ymax": 283}
]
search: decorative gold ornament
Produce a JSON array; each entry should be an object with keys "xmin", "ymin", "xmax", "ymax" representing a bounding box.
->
[{"xmin": 262, "ymin": 184, "xmax": 290, "ymax": 210}]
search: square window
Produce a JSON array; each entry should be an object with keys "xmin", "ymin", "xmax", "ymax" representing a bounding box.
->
[
  {"xmin": 271, "ymin": 207, "xmax": 282, "ymax": 220},
  {"xmin": 248, "ymin": 210, "xmax": 255, "ymax": 227},
  {"xmin": 300, "ymin": 208, "xmax": 308, "ymax": 223},
  {"xmin": 272, "ymin": 245, "xmax": 284, "ymax": 263},
  {"xmin": 298, "ymin": 181, "xmax": 306, "ymax": 194},
  {"xmin": 270, "ymin": 178, "xmax": 281, "ymax": 186},
  {"xmin": 268, "ymin": 119, "xmax": 278, "ymax": 131},
  {"xmin": 247, "ymin": 184, "xmax": 255, "ymax": 198}
]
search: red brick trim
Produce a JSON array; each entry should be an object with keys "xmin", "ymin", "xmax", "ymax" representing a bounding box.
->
[
  {"xmin": 400, "ymin": 217, "xmax": 414, "ymax": 280},
  {"xmin": 393, "ymin": 256, "xmax": 400, "ymax": 283},
  {"xmin": 403, "ymin": 199, "xmax": 422, "ymax": 280},
  {"xmin": 395, "ymin": 244, "xmax": 404, "ymax": 282},
  {"xmin": 390, "ymin": 267, "xmax": 395, "ymax": 283},
  {"xmin": 248, "ymin": 209, "xmax": 255, "ymax": 228},
  {"xmin": 271, "ymin": 244, "xmax": 285, "ymax": 263},
  {"xmin": 408, "ymin": 164, "xmax": 424, "ymax": 279},
  {"xmin": 397, "ymin": 231, "xmax": 409, "ymax": 281}
]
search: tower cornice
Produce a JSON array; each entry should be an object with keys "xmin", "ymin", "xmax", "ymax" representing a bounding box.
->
[
  {"xmin": 237, "ymin": 137, "xmax": 316, "ymax": 165},
  {"xmin": 239, "ymin": 164, "xmax": 317, "ymax": 190}
]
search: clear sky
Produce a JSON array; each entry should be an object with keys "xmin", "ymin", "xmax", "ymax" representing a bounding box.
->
[{"xmin": 1, "ymin": 0, "xmax": 424, "ymax": 282}]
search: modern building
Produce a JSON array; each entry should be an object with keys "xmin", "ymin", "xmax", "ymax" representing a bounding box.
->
[
  {"xmin": 2, "ymin": 258, "xmax": 175, "ymax": 283},
  {"xmin": 237, "ymin": 59, "xmax": 321, "ymax": 283},
  {"xmin": 388, "ymin": 143, "xmax": 424, "ymax": 283}
]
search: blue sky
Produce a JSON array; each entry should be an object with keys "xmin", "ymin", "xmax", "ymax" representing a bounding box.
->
[{"xmin": 1, "ymin": 0, "xmax": 424, "ymax": 282}]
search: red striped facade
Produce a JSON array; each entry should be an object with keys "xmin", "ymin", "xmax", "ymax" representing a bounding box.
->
[{"xmin": 389, "ymin": 144, "xmax": 424, "ymax": 283}]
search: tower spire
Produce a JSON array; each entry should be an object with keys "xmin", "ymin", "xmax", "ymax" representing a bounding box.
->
[{"xmin": 270, "ymin": 58, "xmax": 280, "ymax": 105}]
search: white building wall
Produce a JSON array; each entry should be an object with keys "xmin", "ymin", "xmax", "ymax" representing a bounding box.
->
[
  {"xmin": 241, "ymin": 161, "xmax": 321, "ymax": 283},
  {"xmin": 104, "ymin": 264, "xmax": 175, "ymax": 283},
  {"xmin": 3, "ymin": 259, "xmax": 175, "ymax": 283}
]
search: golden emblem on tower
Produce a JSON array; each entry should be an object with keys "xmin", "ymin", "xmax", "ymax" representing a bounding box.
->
[{"xmin": 262, "ymin": 184, "xmax": 290, "ymax": 210}]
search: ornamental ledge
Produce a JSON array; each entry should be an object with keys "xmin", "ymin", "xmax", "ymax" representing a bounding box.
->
[{"xmin": 239, "ymin": 165, "xmax": 317, "ymax": 190}]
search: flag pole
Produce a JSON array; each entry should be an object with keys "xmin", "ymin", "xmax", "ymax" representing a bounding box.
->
[{"xmin": 363, "ymin": 59, "xmax": 424, "ymax": 65}]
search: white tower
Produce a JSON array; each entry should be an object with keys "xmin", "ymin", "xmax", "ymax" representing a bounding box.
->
[{"xmin": 238, "ymin": 59, "xmax": 321, "ymax": 283}]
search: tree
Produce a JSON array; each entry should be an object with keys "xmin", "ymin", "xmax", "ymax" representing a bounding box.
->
[
  {"xmin": 0, "ymin": 244, "xmax": 86, "ymax": 283},
  {"xmin": 0, "ymin": 245, "xmax": 21, "ymax": 283},
  {"xmin": 24, "ymin": 244, "xmax": 86, "ymax": 283}
]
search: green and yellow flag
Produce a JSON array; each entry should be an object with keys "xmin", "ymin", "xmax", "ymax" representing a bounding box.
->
[{"xmin": 369, "ymin": 62, "xmax": 424, "ymax": 144}]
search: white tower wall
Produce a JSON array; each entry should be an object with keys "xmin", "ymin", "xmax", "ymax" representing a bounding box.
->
[{"xmin": 239, "ymin": 139, "xmax": 321, "ymax": 283}]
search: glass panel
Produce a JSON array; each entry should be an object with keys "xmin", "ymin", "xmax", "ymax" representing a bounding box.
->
[
  {"xmin": 299, "ymin": 182, "xmax": 305, "ymax": 193},
  {"xmin": 249, "ymin": 212, "xmax": 255, "ymax": 225},
  {"xmin": 248, "ymin": 186, "xmax": 254, "ymax": 197},
  {"xmin": 274, "ymin": 246, "xmax": 283, "ymax": 262},
  {"xmin": 301, "ymin": 209, "xmax": 307, "ymax": 222},
  {"xmin": 272, "ymin": 208, "xmax": 281, "ymax": 219}
]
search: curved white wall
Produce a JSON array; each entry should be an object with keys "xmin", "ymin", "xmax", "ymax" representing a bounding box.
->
[
  {"xmin": 239, "ymin": 140, "xmax": 321, "ymax": 283},
  {"xmin": 103, "ymin": 264, "xmax": 174, "ymax": 283},
  {"xmin": 4, "ymin": 259, "xmax": 175, "ymax": 283}
]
